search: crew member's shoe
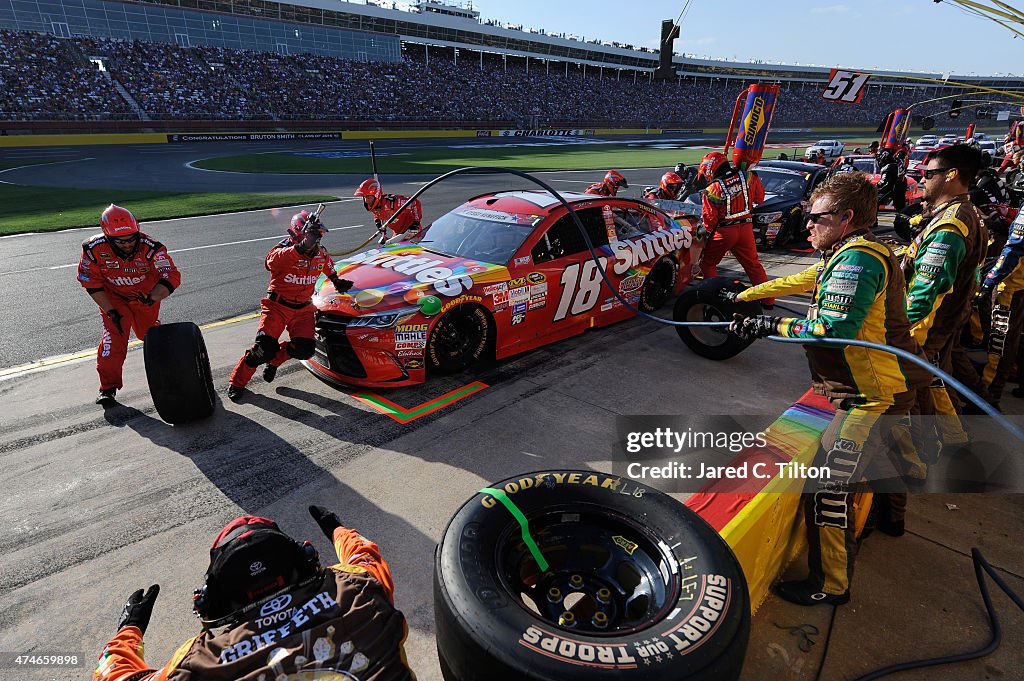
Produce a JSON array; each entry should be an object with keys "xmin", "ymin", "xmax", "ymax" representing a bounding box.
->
[
  {"xmin": 877, "ymin": 518, "xmax": 906, "ymax": 537},
  {"xmin": 263, "ymin": 364, "xmax": 278, "ymax": 383},
  {"xmin": 775, "ymin": 580, "xmax": 850, "ymax": 606},
  {"xmin": 226, "ymin": 384, "xmax": 246, "ymax": 402},
  {"xmin": 95, "ymin": 388, "xmax": 117, "ymax": 405}
]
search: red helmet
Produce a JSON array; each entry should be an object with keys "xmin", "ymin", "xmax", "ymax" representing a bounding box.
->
[
  {"xmin": 355, "ymin": 178, "xmax": 382, "ymax": 209},
  {"xmin": 604, "ymin": 170, "xmax": 628, "ymax": 189},
  {"xmin": 698, "ymin": 152, "xmax": 728, "ymax": 182},
  {"xmin": 288, "ymin": 209, "xmax": 326, "ymax": 242},
  {"xmin": 100, "ymin": 204, "xmax": 140, "ymax": 239},
  {"xmin": 660, "ymin": 171, "xmax": 684, "ymax": 194}
]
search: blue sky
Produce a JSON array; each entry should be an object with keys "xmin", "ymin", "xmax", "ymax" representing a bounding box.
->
[{"xmin": 468, "ymin": 0, "xmax": 1022, "ymax": 76}]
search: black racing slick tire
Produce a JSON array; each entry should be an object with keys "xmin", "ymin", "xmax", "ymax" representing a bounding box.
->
[
  {"xmin": 427, "ymin": 305, "xmax": 493, "ymax": 374},
  {"xmin": 673, "ymin": 278, "xmax": 761, "ymax": 361},
  {"xmin": 639, "ymin": 257, "xmax": 677, "ymax": 313},
  {"xmin": 144, "ymin": 322, "xmax": 216, "ymax": 424},
  {"xmin": 434, "ymin": 471, "xmax": 750, "ymax": 681}
]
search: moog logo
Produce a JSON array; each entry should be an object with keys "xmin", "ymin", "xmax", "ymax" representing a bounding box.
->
[{"xmin": 260, "ymin": 594, "xmax": 292, "ymax": 617}]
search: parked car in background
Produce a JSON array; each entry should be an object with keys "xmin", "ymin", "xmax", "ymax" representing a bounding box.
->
[
  {"xmin": 803, "ymin": 139, "xmax": 845, "ymax": 160},
  {"xmin": 915, "ymin": 135, "xmax": 940, "ymax": 149}
]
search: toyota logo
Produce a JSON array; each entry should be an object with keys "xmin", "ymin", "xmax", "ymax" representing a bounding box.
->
[{"xmin": 260, "ymin": 594, "xmax": 293, "ymax": 617}]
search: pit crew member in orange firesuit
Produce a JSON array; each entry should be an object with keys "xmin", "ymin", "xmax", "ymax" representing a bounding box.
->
[
  {"xmin": 642, "ymin": 171, "xmax": 687, "ymax": 200},
  {"xmin": 584, "ymin": 169, "xmax": 629, "ymax": 196},
  {"xmin": 355, "ymin": 178, "xmax": 423, "ymax": 244},
  {"xmin": 227, "ymin": 211, "xmax": 353, "ymax": 401},
  {"xmin": 93, "ymin": 509, "xmax": 415, "ymax": 681},
  {"xmin": 695, "ymin": 151, "xmax": 770, "ymax": 302},
  {"xmin": 77, "ymin": 204, "xmax": 181, "ymax": 406}
]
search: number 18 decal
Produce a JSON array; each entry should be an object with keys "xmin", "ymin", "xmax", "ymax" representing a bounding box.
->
[
  {"xmin": 554, "ymin": 257, "xmax": 608, "ymax": 322},
  {"xmin": 822, "ymin": 69, "xmax": 871, "ymax": 104}
]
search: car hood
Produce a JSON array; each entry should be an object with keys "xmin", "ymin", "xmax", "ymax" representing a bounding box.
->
[
  {"xmin": 756, "ymin": 192, "xmax": 797, "ymax": 212},
  {"xmin": 314, "ymin": 243, "xmax": 510, "ymax": 316}
]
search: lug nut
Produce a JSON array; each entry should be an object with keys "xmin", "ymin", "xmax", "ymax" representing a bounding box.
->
[
  {"xmin": 569, "ymin": 574, "xmax": 584, "ymax": 588},
  {"xmin": 546, "ymin": 587, "xmax": 562, "ymax": 603},
  {"xmin": 596, "ymin": 588, "xmax": 612, "ymax": 603},
  {"xmin": 559, "ymin": 611, "xmax": 575, "ymax": 626},
  {"xmin": 592, "ymin": 611, "xmax": 609, "ymax": 628}
]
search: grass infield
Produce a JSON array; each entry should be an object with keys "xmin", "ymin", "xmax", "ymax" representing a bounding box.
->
[
  {"xmin": 193, "ymin": 137, "xmax": 877, "ymax": 175},
  {"xmin": 0, "ymin": 162, "xmax": 336, "ymax": 234}
]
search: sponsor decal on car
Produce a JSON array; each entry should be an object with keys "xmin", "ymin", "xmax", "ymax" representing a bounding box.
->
[
  {"xmin": 343, "ymin": 248, "xmax": 477, "ymax": 297},
  {"xmin": 528, "ymin": 272, "xmax": 546, "ymax": 283},
  {"xmin": 514, "ymin": 256, "xmax": 532, "ymax": 266},
  {"xmin": 441, "ymin": 295, "xmax": 483, "ymax": 315},
  {"xmin": 509, "ymin": 287, "xmax": 530, "ymax": 304},
  {"xmin": 528, "ymin": 298, "xmax": 546, "ymax": 311},
  {"xmin": 511, "ymin": 313, "xmax": 525, "ymax": 325},
  {"xmin": 509, "ymin": 276, "xmax": 528, "ymax": 287},
  {"xmin": 492, "ymin": 291, "xmax": 509, "ymax": 305},
  {"xmin": 610, "ymin": 228, "xmax": 691, "ymax": 275},
  {"xmin": 483, "ymin": 282, "xmax": 508, "ymax": 295},
  {"xmin": 529, "ymin": 283, "xmax": 548, "ymax": 298},
  {"xmin": 395, "ymin": 323, "xmax": 428, "ymax": 348},
  {"xmin": 618, "ymin": 273, "xmax": 643, "ymax": 295}
]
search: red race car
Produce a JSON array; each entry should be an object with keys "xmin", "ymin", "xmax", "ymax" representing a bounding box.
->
[
  {"xmin": 306, "ymin": 191, "xmax": 698, "ymax": 387},
  {"xmin": 843, "ymin": 154, "xmax": 922, "ymax": 207}
]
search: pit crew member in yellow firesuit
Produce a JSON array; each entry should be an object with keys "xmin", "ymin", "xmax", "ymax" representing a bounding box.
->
[
  {"xmin": 93, "ymin": 509, "xmax": 415, "ymax": 681},
  {"xmin": 728, "ymin": 172, "xmax": 932, "ymax": 606}
]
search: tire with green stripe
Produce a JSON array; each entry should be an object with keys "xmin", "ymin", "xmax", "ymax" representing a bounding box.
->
[{"xmin": 434, "ymin": 470, "xmax": 749, "ymax": 681}]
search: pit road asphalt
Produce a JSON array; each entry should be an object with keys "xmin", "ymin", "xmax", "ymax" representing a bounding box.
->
[{"xmin": 1, "ymin": 135, "xmax": 947, "ymax": 681}]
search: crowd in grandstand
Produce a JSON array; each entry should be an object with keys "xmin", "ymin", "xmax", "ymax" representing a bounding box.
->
[
  {"xmin": 0, "ymin": 30, "xmax": 133, "ymax": 119},
  {"xmin": 0, "ymin": 28, "xmax": 1013, "ymax": 127}
]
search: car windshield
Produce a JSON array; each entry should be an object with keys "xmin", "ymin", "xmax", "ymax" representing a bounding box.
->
[
  {"xmin": 910, "ymin": 150, "xmax": 929, "ymax": 161},
  {"xmin": 851, "ymin": 158, "xmax": 877, "ymax": 173},
  {"xmin": 410, "ymin": 207, "xmax": 537, "ymax": 264},
  {"xmin": 755, "ymin": 169, "xmax": 809, "ymax": 197}
]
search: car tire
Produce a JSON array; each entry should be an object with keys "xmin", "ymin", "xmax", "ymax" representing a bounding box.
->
[
  {"xmin": 639, "ymin": 257, "xmax": 677, "ymax": 312},
  {"xmin": 673, "ymin": 278, "xmax": 761, "ymax": 361},
  {"xmin": 143, "ymin": 322, "xmax": 216, "ymax": 424},
  {"xmin": 427, "ymin": 304, "xmax": 493, "ymax": 374},
  {"xmin": 434, "ymin": 470, "xmax": 750, "ymax": 681}
]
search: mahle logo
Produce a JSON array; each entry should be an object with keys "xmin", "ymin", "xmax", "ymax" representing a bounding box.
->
[{"xmin": 742, "ymin": 96, "xmax": 767, "ymax": 146}]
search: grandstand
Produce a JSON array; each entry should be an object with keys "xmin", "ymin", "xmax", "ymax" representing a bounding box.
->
[{"xmin": 0, "ymin": 0, "xmax": 1021, "ymax": 133}]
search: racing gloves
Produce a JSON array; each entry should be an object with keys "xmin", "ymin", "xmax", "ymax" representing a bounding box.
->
[
  {"xmin": 328, "ymin": 274, "xmax": 354, "ymax": 294},
  {"xmin": 106, "ymin": 309, "xmax": 126, "ymax": 335},
  {"xmin": 731, "ymin": 313, "xmax": 780, "ymax": 340},
  {"xmin": 116, "ymin": 584, "xmax": 160, "ymax": 634},
  {"xmin": 976, "ymin": 281, "xmax": 994, "ymax": 304},
  {"xmin": 309, "ymin": 505, "xmax": 343, "ymax": 541}
]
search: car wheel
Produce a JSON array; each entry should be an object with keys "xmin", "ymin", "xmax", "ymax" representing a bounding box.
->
[
  {"xmin": 1007, "ymin": 169, "xmax": 1024, "ymax": 205},
  {"xmin": 673, "ymin": 278, "xmax": 761, "ymax": 361},
  {"xmin": 143, "ymin": 322, "xmax": 216, "ymax": 424},
  {"xmin": 639, "ymin": 257, "xmax": 677, "ymax": 312},
  {"xmin": 427, "ymin": 304, "xmax": 493, "ymax": 374},
  {"xmin": 434, "ymin": 470, "xmax": 750, "ymax": 681}
]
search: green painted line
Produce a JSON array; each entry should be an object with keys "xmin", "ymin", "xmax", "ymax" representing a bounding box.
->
[
  {"xmin": 480, "ymin": 486, "xmax": 549, "ymax": 573},
  {"xmin": 354, "ymin": 381, "xmax": 487, "ymax": 422}
]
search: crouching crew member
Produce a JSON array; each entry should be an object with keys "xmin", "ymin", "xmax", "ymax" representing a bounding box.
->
[
  {"xmin": 355, "ymin": 178, "xmax": 423, "ymax": 243},
  {"xmin": 78, "ymin": 204, "xmax": 181, "ymax": 406},
  {"xmin": 227, "ymin": 211, "xmax": 353, "ymax": 401},
  {"xmin": 585, "ymin": 170, "xmax": 629, "ymax": 196},
  {"xmin": 93, "ymin": 509, "xmax": 415, "ymax": 681}
]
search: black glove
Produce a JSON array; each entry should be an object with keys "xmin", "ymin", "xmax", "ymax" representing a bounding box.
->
[
  {"xmin": 330, "ymin": 275, "xmax": 354, "ymax": 293},
  {"xmin": 718, "ymin": 289, "xmax": 739, "ymax": 304},
  {"xmin": 976, "ymin": 282, "xmax": 994, "ymax": 303},
  {"xmin": 731, "ymin": 313, "xmax": 780, "ymax": 340},
  {"xmin": 308, "ymin": 505, "xmax": 342, "ymax": 541},
  {"xmin": 134, "ymin": 291, "xmax": 155, "ymax": 306},
  {"xmin": 296, "ymin": 232, "xmax": 322, "ymax": 256},
  {"xmin": 116, "ymin": 584, "xmax": 159, "ymax": 634},
  {"xmin": 106, "ymin": 308, "xmax": 125, "ymax": 335}
]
